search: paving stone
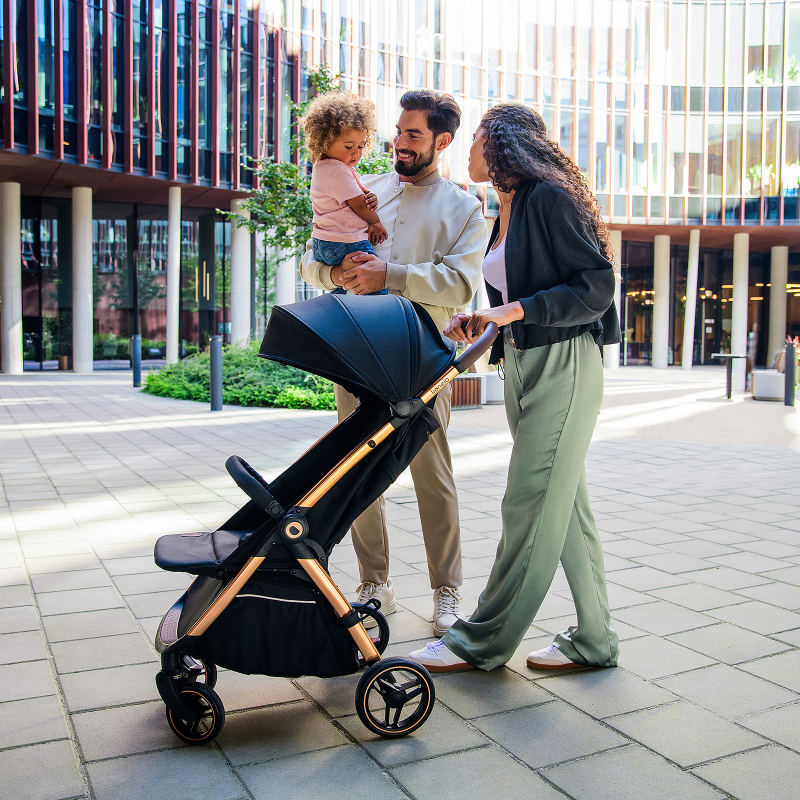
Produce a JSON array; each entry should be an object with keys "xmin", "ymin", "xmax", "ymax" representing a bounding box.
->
[
  {"xmin": 36, "ymin": 586, "xmax": 124, "ymax": 616},
  {"xmin": 0, "ymin": 740, "xmax": 85, "ymax": 800},
  {"xmin": 217, "ymin": 700, "xmax": 345, "ymax": 766},
  {"xmin": 470, "ymin": 700, "xmax": 626, "ymax": 769},
  {"xmin": 613, "ymin": 601, "xmax": 715, "ymax": 636},
  {"xmin": 72, "ymin": 701, "xmax": 187, "ymax": 760},
  {"xmin": 668, "ymin": 622, "xmax": 791, "ymax": 664},
  {"xmin": 295, "ymin": 672, "xmax": 363, "ymax": 718},
  {"xmin": 617, "ymin": 635, "xmax": 716, "ymax": 680},
  {"xmin": 0, "ymin": 583, "xmax": 32, "ymax": 608},
  {"xmin": 656, "ymin": 663, "xmax": 799, "ymax": 719},
  {"xmin": 125, "ymin": 590, "xmax": 185, "ymax": 618},
  {"xmin": 539, "ymin": 667, "xmax": 677, "ymax": 718},
  {"xmin": 737, "ymin": 702, "xmax": 800, "ymax": 751},
  {"xmin": 214, "ymin": 671, "xmax": 303, "ymax": 712},
  {"xmin": 238, "ymin": 745, "xmax": 408, "ymax": 800},
  {"xmin": 0, "ymin": 630, "xmax": 48, "ymax": 664},
  {"xmin": 0, "ymin": 604, "xmax": 38, "ymax": 633},
  {"xmin": 648, "ymin": 582, "xmax": 743, "ymax": 611},
  {"xmin": 51, "ymin": 632, "xmax": 157, "ymax": 673},
  {"xmin": 707, "ymin": 600, "xmax": 800, "ymax": 635},
  {"xmin": 710, "ymin": 552, "xmax": 791, "ymax": 573},
  {"xmin": 738, "ymin": 650, "xmax": 800, "ymax": 692},
  {"xmin": 40, "ymin": 607, "xmax": 139, "ymax": 642},
  {"xmin": 0, "ymin": 659, "xmax": 57, "ymax": 702},
  {"xmin": 606, "ymin": 566, "xmax": 688, "ymax": 591},
  {"xmin": 692, "ymin": 744, "xmax": 800, "ymax": 800},
  {"xmin": 0, "ymin": 695, "xmax": 69, "ymax": 749},
  {"xmin": 30, "ymin": 568, "xmax": 112, "ymax": 593},
  {"xmin": 607, "ymin": 700, "xmax": 766, "ymax": 766},
  {"xmin": 682, "ymin": 567, "xmax": 771, "ymax": 590},
  {"xmin": 734, "ymin": 582, "xmax": 800, "ymax": 609},
  {"xmin": 543, "ymin": 743, "xmax": 724, "ymax": 800},
  {"xmin": 87, "ymin": 745, "xmax": 243, "ymax": 800},
  {"xmin": 632, "ymin": 552, "xmax": 716, "ymax": 574},
  {"xmin": 340, "ymin": 702, "xmax": 489, "ymax": 767},
  {"xmin": 390, "ymin": 744, "xmax": 564, "ymax": 800},
  {"xmin": 433, "ymin": 666, "xmax": 552, "ymax": 718},
  {"xmin": 60, "ymin": 662, "xmax": 160, "ymax": 712}
]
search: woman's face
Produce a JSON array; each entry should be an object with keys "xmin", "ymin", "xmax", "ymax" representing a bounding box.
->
[{"xmin": 468, "ymin": 127, "xmax": 491, "ymax": 184}]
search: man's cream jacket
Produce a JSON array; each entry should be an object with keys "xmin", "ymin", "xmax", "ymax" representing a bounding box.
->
[{"xmin": 300, "ymin": 170, "xmax": 488, "ymax": 332}]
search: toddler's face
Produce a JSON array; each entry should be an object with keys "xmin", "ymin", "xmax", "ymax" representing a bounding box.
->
[{"xmin": 326, "ymin": 128, "xmax": 367, "ymax": 167}]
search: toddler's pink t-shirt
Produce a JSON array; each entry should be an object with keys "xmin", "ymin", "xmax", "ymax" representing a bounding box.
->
[{"xmin": 310, "ymin": 158, "xmax": 370, "ymax": 243}]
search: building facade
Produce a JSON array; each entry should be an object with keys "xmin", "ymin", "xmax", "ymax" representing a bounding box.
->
[{"xmin": 1, "ymin": 0, "xmax": 798, "ymax": 384}]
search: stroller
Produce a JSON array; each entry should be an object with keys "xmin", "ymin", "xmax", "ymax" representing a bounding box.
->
[{"xmin": 152, "ymin": 293, "xmax": 497, "ymax": 743}]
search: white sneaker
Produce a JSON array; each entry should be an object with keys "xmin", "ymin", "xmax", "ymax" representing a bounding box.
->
[
  {"xmin": 432, "ymin": 586, "xmax": 461, "ymax": 636},
  {"xmin": 353, "ymin": 578, "xmax": 397, "ymax": 629},
  {"xmin": 526, "ymin": 643, "xmax": 579, "ymax": 671},
  {"xmin": 408, "ymin": 640, "xmax": 473, "ymax": 673}
]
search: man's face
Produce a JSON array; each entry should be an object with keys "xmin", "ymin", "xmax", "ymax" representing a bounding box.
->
[{"xmin": 392, "ymin": 110, "xmax": 441, "ymax": 177}]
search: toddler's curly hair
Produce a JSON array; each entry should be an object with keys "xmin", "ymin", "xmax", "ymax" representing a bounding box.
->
[{"xmin": 300, "ymin": 91, "xmax": 377, "ymax": 162}]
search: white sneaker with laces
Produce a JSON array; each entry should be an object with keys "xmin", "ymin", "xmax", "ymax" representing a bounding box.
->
[
  {"xmin": 408, "ymin": 640, "xmax": 473, "ymax": 673},
  {"xmin": 526, "ymin": 643, "xmax": 579, "ymax": 671},
  {"xmin": 353, "ymin": 578, "xmax": 396, "ymax": 629},
  {"xmin": 432, "ymin": 586, "xmax": 461, "ymax": 636}
]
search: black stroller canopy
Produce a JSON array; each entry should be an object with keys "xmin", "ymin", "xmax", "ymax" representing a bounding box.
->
[{"xmin": 259, "ymin": 294, "xmax": 457, "ymax": 404}]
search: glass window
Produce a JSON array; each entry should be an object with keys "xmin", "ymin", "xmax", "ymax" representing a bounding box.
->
[
  {"xmin": 708, "ymin": 4, "xmax": 724, "ymax": 85},
  {"xmin": 631, "ymin": 112, "xmax": 645, "ymax": 193},
  {"xmin": 632, "ymin": 1, "xmax": 647, "ymax": 83},
  {"xmin": 728, "ymin": 87, "xmax": 744, "ymax": 112},
  {"xmin": 596, "ymin": 0, "xmax": 610, "ymax": 78},
  {"xmin": 748, "ymin": 3, "xmax": 765, "ymax": 85},
  {"xmin": 577, "ymin": 0, "xmax": 591, "ymax": 79},
  {"xmin": 668, "ymin": 115, "xmax": 685, "ymax": 194},
  {"xmin": 557, "ymin": 2, "xmax": 574, "ymax": 77},
  {"xmin": 613, "ymin": 0, "xmax": 629, "ymax": 81},
  {"xmin": 37, "ymin": 0, "xmax": 56, "ymax": 152},
  {"xmin": 767, "ymin": 2, "xmax": 784, "ymax": 83},
  {"xmin": 132, "ymin": 0, "xmax": 149, "ymax": 169},
  {"xmin": 595, "ymin": 111, "xmax": 609, "ymax": 192},
  {"xmin": 614, "ymin": 113, "xmax": 627, "ymax": 192},
  {"xmin": 765, "ymin": 116, "xmax": 781, "ymax": 195},
  {"xmin": 155, "ymin": 0, "xmax": 169, "ymax": 174},
  {"xmin": 650, "ymin": 1, "xmax": 667, "ymax": 86},
  {"xmin": 577, "ymin": 110, "xmax": 589, "ymax": 176},
  {"xmin": 788, "ymin": 4, "xmax": 800, "ymax": 85},
  {"xmin": 726, "ymin": 120, "xmax": 743, "ymax": 195},
  {"xmin": 560, "ymin": 109, "xmax": 573, "ymax": 155},
  {"xmin": 785, "ymin": 119, "xmax": 800, "ymax": 196},
  {"xmin": 670, "ymin": 2, "xmax": 686, "ymax": 86},
  {"xmin": 728, "ymin": 2, "xmax": 745, "ymax": 85},
  {"xmin": 745, "ymin": 117, "xmax": 763, "ymax": 196},
  {"xmin": 689, "ymin": 2, "xmax": 705, "ymax": 84},
  {"xmin": 540, "ymin": 5, "xmax": 555, "ymax": 76},
  {"xmin": 687, "ymin": 115, "xmax": 703, "ymax": 194},
  {"xmin": 198, "ymin": 0, "xmax": 213, "ymax": 179},
  {"xmin": 650, "ymin": 112, "xmax": 665, "ymax": 196},
  {"xmin": 707, "ymin": 118, "xmax": 724, "ymax": 195}
]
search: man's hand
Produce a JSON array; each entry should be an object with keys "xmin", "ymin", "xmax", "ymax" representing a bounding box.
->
[{"xmin": 340, "ymin": 252, "xmax": 388, "ymax": 295}]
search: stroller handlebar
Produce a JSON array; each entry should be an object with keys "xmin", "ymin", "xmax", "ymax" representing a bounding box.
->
[{"xmin": 453, "ymin": 321, "xmax": 499, "ymax": 373}]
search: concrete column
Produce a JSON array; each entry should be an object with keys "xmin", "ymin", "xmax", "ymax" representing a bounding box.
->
[
  {"xmin": 0, "ymin": 182, "xmax": 23, "ymax": 374},
  {"xmin": 731, "ymin": 232, "xmax": 750, "ymax": 391},
  {"xmin": 768, "ymin": 245, "xmax": 788, "ymax": 367},
  {"xmin": 72, "ymin": 187, "xmax": 93, "ymax": 373},
  {"xmin": 166, "ymin": 186, "xmax": 181, "ymax": 363},
  {"xmin": 275, "ymin": 248, "xmax": 296, "ymax": 306},
  {"xmin": 682, "ymin": 229, "xmax": 700, "ymax": 370},
  {"xmin": 229, "ymin": 199, "xmax": 251, "ymax": 347},
  {"xmin": 603, "ymin": 229, "xmax": 622, "ymax": 369},
  {"xmin": 652, "ymin": 234, "xmax": 671, "ymax": 369}
]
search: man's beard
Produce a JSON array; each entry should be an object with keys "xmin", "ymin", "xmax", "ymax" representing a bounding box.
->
[{"xmin": 394, "ymin": 141, "xmax": 437, "ymax": 177}]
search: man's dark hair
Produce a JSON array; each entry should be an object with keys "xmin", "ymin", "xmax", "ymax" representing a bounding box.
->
[{"xmin": 399, "ymin": 90, "xmax": 461, "ymax": 141}]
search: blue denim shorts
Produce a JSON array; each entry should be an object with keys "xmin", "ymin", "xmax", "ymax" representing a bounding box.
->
[{"xmin": 312, "ymin": 238, "xmax": 387, "ymax": 296}]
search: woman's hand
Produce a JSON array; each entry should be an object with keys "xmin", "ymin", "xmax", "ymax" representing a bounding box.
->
[{"xmin": 443, "ymin": 302, "xmax": 524, "ymax": 344}]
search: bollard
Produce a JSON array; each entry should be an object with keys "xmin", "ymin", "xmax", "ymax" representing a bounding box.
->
[
  {"xmin": 210, "ymin": 335, "xmax": 223, "ymax": 411},
  {"xmin": 787, "ymin": 343, "xmax": 797, "ymax": 408},
  {"xmin": 132, "ymin": 335, "xmax": 142, "ymax": 387}
]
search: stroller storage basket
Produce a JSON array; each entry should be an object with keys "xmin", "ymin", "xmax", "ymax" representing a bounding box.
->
[{"xmin": 196, "ymin": 574, "xmax": 359, "ymax": 678}]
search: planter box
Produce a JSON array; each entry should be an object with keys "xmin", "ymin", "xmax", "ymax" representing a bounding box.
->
[
  {"xmin": 452, "ymin": 375, "xmax": 483, "ymax": 409},
  {"xmin": 752, "ymin": 370, "xmax": 784, "ymax": 401}
]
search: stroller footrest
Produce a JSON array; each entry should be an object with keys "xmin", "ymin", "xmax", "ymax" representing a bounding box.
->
[{"xmin": 154, "ymin": 530, "xmax": 251, "ymax": 575}]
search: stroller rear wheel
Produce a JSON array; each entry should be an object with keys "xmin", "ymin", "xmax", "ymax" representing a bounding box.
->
[
  {"xmin": 355, "ymin": 657, "xmax": 435, "ymax": 738},
  {"xmin": 166, "ymin": 683, "xmax": 225, "ymax": 744}
]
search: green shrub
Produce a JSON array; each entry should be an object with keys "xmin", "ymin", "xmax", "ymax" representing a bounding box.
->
[{"xmin": 142, "ymin": 342, "xmax": 337, "ymax": 410}]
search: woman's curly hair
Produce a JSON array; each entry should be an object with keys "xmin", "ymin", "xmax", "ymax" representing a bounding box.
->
[
  {"xmin": 479, "ymin": 104, "xmax": 614, "ymax": 264},
  {"xmin": 300, "ymin": 91, "xmax": 377, "ymax": 162}
]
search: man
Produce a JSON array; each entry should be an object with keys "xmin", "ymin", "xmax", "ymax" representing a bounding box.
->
[{"xmin": 300, "ymin": 90, "xmax": 487, "ymax": 635}]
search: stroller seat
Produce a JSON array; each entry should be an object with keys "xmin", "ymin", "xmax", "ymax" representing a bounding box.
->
[{"xmin": 154, "ymin": 530, "xmax": 251, "ymax": 577}]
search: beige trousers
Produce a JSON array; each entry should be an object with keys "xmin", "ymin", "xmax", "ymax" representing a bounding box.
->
[{"xmin": 334, "ymin": 383, "xmax": 462, "ymax": 589}]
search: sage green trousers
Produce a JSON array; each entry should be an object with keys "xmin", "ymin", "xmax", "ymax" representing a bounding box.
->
[{"xmin": 443, "ymin": 331, "xmax": 619, "ymax": 671}]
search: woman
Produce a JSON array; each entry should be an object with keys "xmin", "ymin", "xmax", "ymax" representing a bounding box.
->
[{"xmin": 409, "ymin": 104, "xmax": 620, "ymax": 673}]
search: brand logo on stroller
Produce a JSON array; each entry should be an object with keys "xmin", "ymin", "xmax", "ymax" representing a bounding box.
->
[{"xmin": 429, "ymin": 374, "xmax": 454, "ymax": 396}]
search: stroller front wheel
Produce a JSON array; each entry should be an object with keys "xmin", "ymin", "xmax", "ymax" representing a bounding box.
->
[
  {"xmin": 355, "ymin": 657, "xmax": 435, "ymax": 738},
  {"xmin": 351, "ymin": 602, "xmax": 390, "ymax": 666},
  {"xmin": 166, "ymin": 683, "xmax": 225, "ymax": 744},
  {"xmin": 180, "ymin": 653, "xmax": 218, "ymax": 689}
]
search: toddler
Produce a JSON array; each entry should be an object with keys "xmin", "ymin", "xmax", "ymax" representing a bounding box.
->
[{"xmin": 300, "ymin": 91, "xmax": 388, "ymax": 294}]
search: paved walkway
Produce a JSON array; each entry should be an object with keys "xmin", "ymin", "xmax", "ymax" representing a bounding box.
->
[{"xmin": 1, "ymin": 368, "xmax": 799, "ymax": 800}]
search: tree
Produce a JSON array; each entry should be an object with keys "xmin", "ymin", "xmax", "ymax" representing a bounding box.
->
[{"xmin": 229, "ymin": 67, "xmax": 394, "ymax": 261}]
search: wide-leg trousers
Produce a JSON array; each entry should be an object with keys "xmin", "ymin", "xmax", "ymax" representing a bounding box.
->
[
  {"xmin": 443, "ymin": 331, "xmax": 618, "ymax": 670},
  {"xmin": 334, "ymin": 381, "xmax": 462, "ymax": 590}
]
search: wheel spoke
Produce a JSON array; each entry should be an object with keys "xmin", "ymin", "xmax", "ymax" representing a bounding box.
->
[
  {"xmin": 404, "ymin": 685, "xmax": 424, "ymax": 701},
  {"xmin": 392, "ymin": 705, "xmax": 403, "ymax": 727},
  {"xmin": 384, "ymin": 703, "xmax": 391, "ymax": 728}
]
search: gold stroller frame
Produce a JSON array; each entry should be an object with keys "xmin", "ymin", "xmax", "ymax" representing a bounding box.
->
[{"xmin": 154, "ymin": 322, "xmax": 497, "ymax": 742}]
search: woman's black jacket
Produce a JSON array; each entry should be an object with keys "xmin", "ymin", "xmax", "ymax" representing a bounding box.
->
[{"xmin": 485, "ymin": 180, "xmax": 621, "ymax": 365}]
